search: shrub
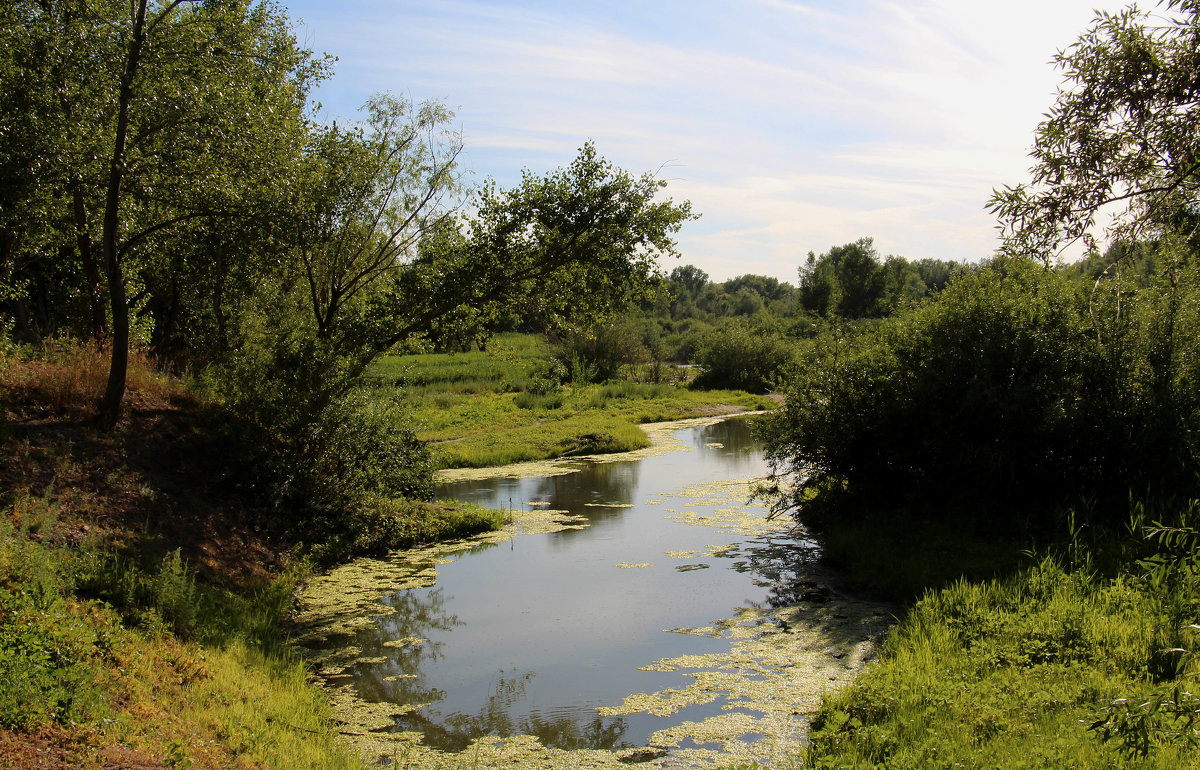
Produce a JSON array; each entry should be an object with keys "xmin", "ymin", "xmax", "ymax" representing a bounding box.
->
[
  {"xmin": 219, "ymin": 331, "xmax": 434, "ymax": 520},
  {"xmin": 556, "ymin": 321, "xmax": 648, "ymax": 383},
  {"xmin": 762, "ymin": 255, "xmax": 1200, "ymax": 541},
  {"xmin": 0, "ymin": 524, "xmax": 109, "ymax": 728},
  {"xmin": 692, "ymin": 318, "xmax": 794, "ymax": 392},
  {"xmin": 761, "ymin": 258, "xmax": 1122, "ymax": 534}
]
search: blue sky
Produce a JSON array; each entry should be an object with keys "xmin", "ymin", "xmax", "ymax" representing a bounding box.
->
[{"xmin": 282, "ymin": 0, "xmax": 1136, "ymax": 283}]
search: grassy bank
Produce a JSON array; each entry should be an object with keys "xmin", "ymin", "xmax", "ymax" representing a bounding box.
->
[
  {"xmin": 0, "ymin": 344, "xmax": 509, "ymax": 767},
  {"xmin": 794, "ymin": 510, "xmax": 1200, "ymax": 769},
  {"xmin": 371, "ymin": 333, "xmax": 777, "ymax": 467}
]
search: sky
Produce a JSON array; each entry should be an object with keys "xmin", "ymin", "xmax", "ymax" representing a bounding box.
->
[{"xmin": 281, "ymin": 0, "xmax": 1138, "ymax": 283}]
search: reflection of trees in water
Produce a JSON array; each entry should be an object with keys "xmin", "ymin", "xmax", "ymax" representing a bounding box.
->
[
  {"xmin": 350, "ymin": 586, "xmax": 463, "ymax": 704},
  {"xmin": 392, "ymin": 670, "xmax": 631, "ymax": 752},
  {"xmin": 536, "ymin": 460, "xmax": 641, "ymax": 543},
  {"xmin": 728, "ymin": 534, "xmax": 825, "ymax": 608},
  {"xmin": 692, "ymin": 418, "xmax": 763, "ymax": 472},
  {"xmin": 436, "ymin": 475, "xmax": 530, "ymax": 507}
]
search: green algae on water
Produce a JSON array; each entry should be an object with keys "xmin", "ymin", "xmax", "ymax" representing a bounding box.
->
[{"xmin": 296, "ymin": 415, "xmax": 891, "ymax": 769}]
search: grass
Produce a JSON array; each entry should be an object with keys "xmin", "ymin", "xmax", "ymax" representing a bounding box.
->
[
  {"xmin": 795, "ymin": 501, "xmax": 1200, "ymax": 769},
  {"xmin": 806, "ymin": 561, "xmax": 1198, "ymax": 768},
  {"xmin": 370, "ymin": 333, "xmax": 777, "ymax": 468},
  {"xmin": 0, "ymin": 507, "xmax": 365, "ymax": 768}
]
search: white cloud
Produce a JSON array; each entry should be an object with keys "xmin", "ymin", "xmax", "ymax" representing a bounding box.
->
[{"xmin": 288, "ymin": 0, "xmax": 1135, "ymax": 280}]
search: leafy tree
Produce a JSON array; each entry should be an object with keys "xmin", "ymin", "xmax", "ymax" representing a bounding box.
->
[
  {"xmin": 292, "ymin": 93, "xmax": 463, "ymax": 343},
  {"xmin": 669, "ymin": 264, "xmax": 709, "ymax": 297},
  {"xmin": 1, "ymin": 0, "xmax": 325, "ymax": 427},
  {"xmin": 799, "ymin": 238, "xmax": 888, "ymax": 318},
  {"xmin": 989, "ymin": 1, "xmax": 1200, "ymax": 261},
  {"xmin": 724, "ymin": 273, "xmax": 795, "ymax": 304},
  {"xmin": 315, "ymin": 140, "xmax": 695, "ymax": 375},
  {"xmin": 913, "ymin": 257, "xmax": 962, "ymax": 294},
  {"xmin": 797, "ymin": 250, "xmax": 839, "ymax": 317},
  {"xmin": 223, "ymin": 141, "xmax": 694, "ymax": 511}
]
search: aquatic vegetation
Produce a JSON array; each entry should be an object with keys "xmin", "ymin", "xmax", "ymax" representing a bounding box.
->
[
  {"xmin": 298, "ymin": 418, "xmax": 889, "ymax": 768},
  {"xmin": 610, "ymin": 598, "xmax": 888, "ymax": 766}
]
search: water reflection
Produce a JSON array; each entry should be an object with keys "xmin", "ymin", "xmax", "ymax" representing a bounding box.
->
[
  {"xmin": 395, "ymin": 679, "xmax": 633, "ymax": 752},
  {"xmin": 344, "ymin": 417, "xmax": 818, "ymax": 752},
  {"xmin": 350, "ymin": 587, "xmax": 463, "ymax": 706}
]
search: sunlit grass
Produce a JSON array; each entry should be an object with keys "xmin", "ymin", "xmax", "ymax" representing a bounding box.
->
[
  {"xmin": 371, "ymin": 333, "xmax": 776, "ymax": 469},
  {"xmin": 803, "ymin": 557, "xmax": 1198, "ymax": 769},
  {"xmin": 0, "ymin": 498, "xmax": 367, "ymax": 768}
]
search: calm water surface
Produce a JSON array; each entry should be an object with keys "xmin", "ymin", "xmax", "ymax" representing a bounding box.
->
[{"xmin": 341, "ymin": 417, "xmax": 819, "ymax": 752}]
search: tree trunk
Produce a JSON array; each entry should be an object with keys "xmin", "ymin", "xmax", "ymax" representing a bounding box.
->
[{"xmin": 96, "ymin": 0, "xmax": 149, "ymax": 430}]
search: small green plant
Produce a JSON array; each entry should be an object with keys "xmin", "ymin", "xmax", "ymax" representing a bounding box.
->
[{"xmin": 514, "ymin": 390, "xmax": 564, "ymax": 410}]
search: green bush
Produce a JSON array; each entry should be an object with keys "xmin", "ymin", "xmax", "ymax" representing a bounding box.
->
[
  {"xmin": 759, "ymin": 257, "xmax": 1200, "ymax": 536},
  {"xmin": 219, "ymin": 331, "xmax": 434, "ymax": 518},
  {"xmin": 0, "ymin": 526, "xmax": 110, "ymax": 728},
  {"xmin": 692, "ymin": 318, "xmax": 794, "ymax": 392},
  {"xmin": 556, "ymin": 321, "xmax": 648, "ymax": 383}
]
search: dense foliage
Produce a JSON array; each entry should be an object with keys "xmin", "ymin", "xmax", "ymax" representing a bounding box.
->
[{"xmin": 761, "ymin": 254, "xmax": 1200, "ymax": 536}]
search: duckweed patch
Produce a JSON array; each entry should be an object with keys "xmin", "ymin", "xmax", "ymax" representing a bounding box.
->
[
  {"xmin": 434, "ymin": 416, "xmax": 749, "ymax": 484},
  {"xmin": 657, "ymin": 478, "xmax": 779, "ymax": 539},
  {"xmin": 608, "ymin": 598, "xmax": 889, "ymax": 767}
]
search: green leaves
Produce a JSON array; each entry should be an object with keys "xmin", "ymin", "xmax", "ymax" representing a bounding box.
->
[{"xmin": 989, "ymin": 2, "xmax": 1200, "ymax": 260}]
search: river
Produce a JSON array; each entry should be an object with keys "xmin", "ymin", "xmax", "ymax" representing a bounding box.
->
[{"xmin": 295, "ymin": 416, "xmax": 891, "ymax": 768}]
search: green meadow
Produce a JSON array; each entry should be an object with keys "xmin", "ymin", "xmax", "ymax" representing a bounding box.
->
[{"xmin": 369, "ymin": 333, "xmax": 776, "ymax": 468}]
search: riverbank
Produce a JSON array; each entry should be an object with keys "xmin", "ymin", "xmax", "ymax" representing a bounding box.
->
[
  {"xmin": 371, "ymin": 334, "xmax": 778, "ymax": 468},
  {"xmin": 0, "ymin": 349, "xmax": 369, "ymax": 766}
]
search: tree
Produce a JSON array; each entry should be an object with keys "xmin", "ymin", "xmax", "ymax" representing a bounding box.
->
[
  {"xmin": 292, "ymin": 93, "xmax": 463, "ymax": 343},
  {"xmin": 2, "ymin": 0, "xmax": 325, "ymax": 427},
  {"xmin": 223, "ymin": 140, "xmax": 695, "ymax": 512},
  {"xmin": 669, "ymin": 264, "xmax": 709, "ymax": 297},
  {"xmin": 97, "ymin": 0, "xmax": 323, "ymax": 428},
  {"xmin": 989, "ymin": 1, "xmax": 1200, "ymax": 262},
  {"xmin": 369, "ymin": 141, "xmax": 695, "ymax": 364},
  {"xmin": 798, "ymin": 238, "xmax": 889, "ymax": 318}
]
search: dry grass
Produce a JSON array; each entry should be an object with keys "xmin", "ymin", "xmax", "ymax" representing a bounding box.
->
[{"xmin": 2, "ymin": 340, "xmax": 174, "ymax": 420}]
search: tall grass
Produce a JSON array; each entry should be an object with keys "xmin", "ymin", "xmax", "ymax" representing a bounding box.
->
[
  {"xmin": 804, "ymin": 520, "xmax": 1200, "ymax": 768},
  {"xmin": 2, "ymin": 339, "xmax": 175, "ymax": 418}
]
